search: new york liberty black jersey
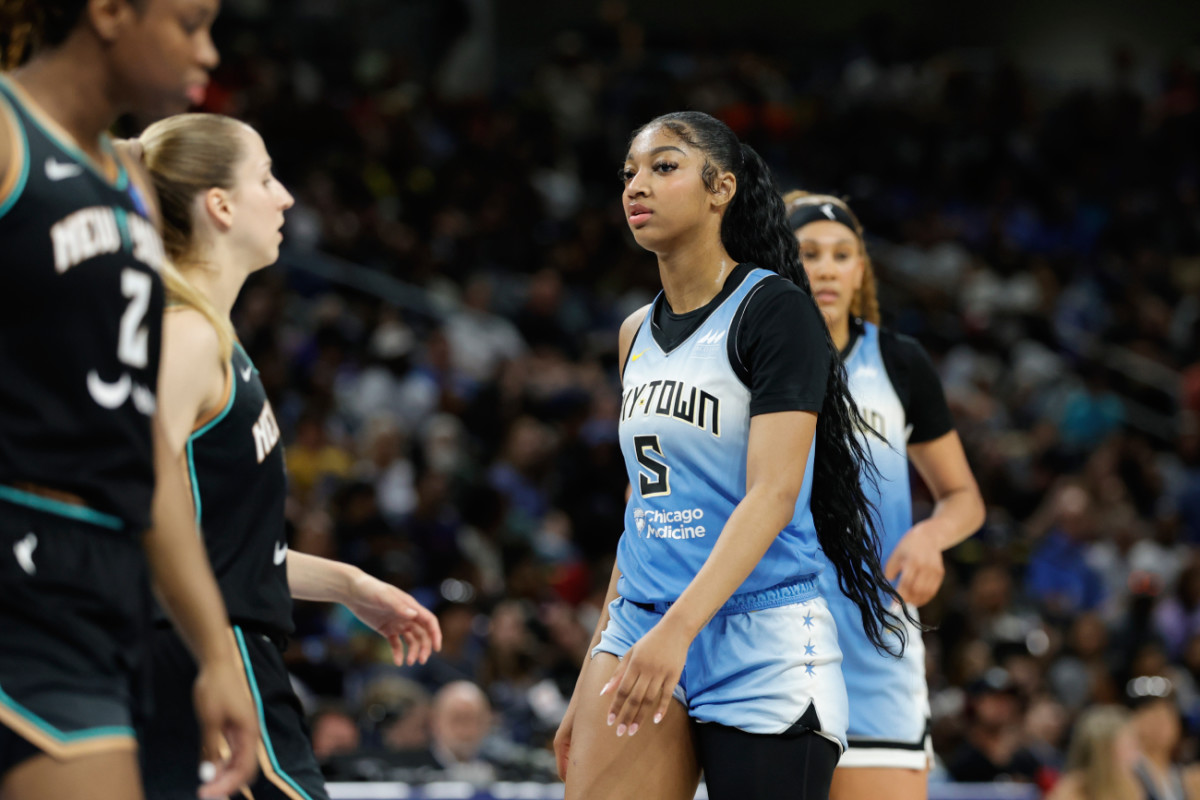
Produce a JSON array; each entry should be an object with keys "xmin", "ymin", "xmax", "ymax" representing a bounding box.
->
[
  {"xmin": 0, "ymin": 76, "xmax": 165, "ymax": 532},
  {"xmin": 187, "ymin": 342, "xmax": 291, "ymax": 636},
  {"xmin": 617, "ymin": 267, "xmax": 825, "ymax": 604}
]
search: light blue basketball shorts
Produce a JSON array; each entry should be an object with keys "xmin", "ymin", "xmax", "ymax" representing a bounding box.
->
[
  {"xmin": 824, "ymin": 584, "xmax": 931, "ymax": 770},
  {"xmin": 593, "ymin": 577, "xmax": 848, "ymax": 751}
]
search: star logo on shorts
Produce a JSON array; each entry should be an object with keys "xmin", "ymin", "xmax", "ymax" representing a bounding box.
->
[
  {"xmin": 805, "ymin": 662, "xmax": 816, "ymax": 677},
  {"xmin": 802, "ymin": 613, "xmax": 814, "ymax": 628},
  {"xmin": 804, "ymin": 640, "xmax": 816, "ymax": 656}
]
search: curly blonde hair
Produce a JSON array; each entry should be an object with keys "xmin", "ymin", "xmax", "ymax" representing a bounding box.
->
[{"xmin": 782, "ymin": 190, "xmax": 880, "ymax": 326}]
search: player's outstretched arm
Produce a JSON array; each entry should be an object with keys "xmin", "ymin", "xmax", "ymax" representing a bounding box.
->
[{"xmin": 286, "ymin": 551, "xmax": 442, "ymax": 666}]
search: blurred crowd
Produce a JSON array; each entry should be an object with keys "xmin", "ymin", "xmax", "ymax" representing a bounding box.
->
[{"xmin": 195, "ymin": 0, "xmax": 1200, "ymax": 790}]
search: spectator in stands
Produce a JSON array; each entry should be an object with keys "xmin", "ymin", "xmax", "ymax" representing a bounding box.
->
[
  {"xmin": 1046, "ymin": 706, "xmax": 1141, "ymax": 800},
  {"xmin": 311, "ymin": 705, "xmax": 362, "ymax": 761},
  {"xmin": 948, "ymin": 668, "xmax": 1043, "ymax": 783},
  {"xmin": 1026, "ymin": 484, "xmax": 1107, "ymax": 622},
  {"xmin": 1127, "ymin": 676, "xmax": 1200, "ymax": 800}
]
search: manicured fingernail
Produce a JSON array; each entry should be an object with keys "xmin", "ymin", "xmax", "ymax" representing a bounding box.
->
[
  {"xmin": 628, "ymin": 723, "xmax": 639, "ymax": 736},
  {"xmin": 616, "ymin": 724, "xmax": 627, "ymax": 737},
  {"xmin": 654, "ymin": 713, "xmax": 663, "ymax": 724},
  {"xmin": 607, "ymin": 713, "xmax": 615, "ymax": 726},
  {"xmin": 198, "ymin": 761, "xmax": 216, "ymax": 783}
]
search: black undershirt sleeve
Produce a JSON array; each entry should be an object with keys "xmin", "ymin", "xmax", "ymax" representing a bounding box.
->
[
  {"xmin": 731, "ymin": 276, "xmax": 832, "ymax": 416},
  {"xmin": 878, "ymin": 330, "xmax": 954, "ymax": 444}
]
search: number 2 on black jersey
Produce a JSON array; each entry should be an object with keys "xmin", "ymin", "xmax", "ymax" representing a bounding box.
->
[
  {"xmin": 118, "ymin": 268, "xmax": 151, "ymax": 368},
  {"xmin": 634, "ymin": 434, "xmax": 670, "ymax": 497}
]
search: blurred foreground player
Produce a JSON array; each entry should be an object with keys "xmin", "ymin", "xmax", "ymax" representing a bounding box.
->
[{"xmin": 0, "ymin": 2, "xmax": 260, "ymax": 798}]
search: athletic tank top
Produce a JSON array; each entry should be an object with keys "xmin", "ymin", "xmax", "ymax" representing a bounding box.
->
[
  {"xmin": 843, "ymin": 321, "xmax": 913, "ymax": 561},
  {"xmin": 616, "ymin": 268, "xmax": 822, "ymax": 604},
  {"xmin": 187, "ymin": 342, "xmax": 292, "ymax": 635},
  {"xmin": 0, "ymin": 76, "xmax": 164, "ymax": 533}
]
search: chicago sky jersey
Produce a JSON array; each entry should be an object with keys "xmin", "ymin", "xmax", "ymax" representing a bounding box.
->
[
  {"xmin": 844, "ymin": 321, "xmax": 912, "ymax": 561},
  {"xmin": 616, "ymin": 268, "xmax": 823, "ymax": 604},
  {"xmin": 0, "ymin": 76, "xmax": 164, "ymax": 532},
  {"xmin": 187, "ymin": 342, "xmax": 292, "ymax": 635},
  {"xmin": 822, "ymin": 321, "xmax": 953, "ymax": 748}
]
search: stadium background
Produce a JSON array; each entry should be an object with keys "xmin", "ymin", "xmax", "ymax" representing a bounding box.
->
[{"xmin": 170, "ymin": 0, "xmax": 1200, "ymax": 796}]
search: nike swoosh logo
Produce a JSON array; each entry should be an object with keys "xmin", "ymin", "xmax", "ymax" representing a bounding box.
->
[
  {"xmin": 14, "ymin": 533, "xmax": 37, "ymax": 576},
  {"xmin": 630, "ymin": 350, "xmax": 647, "ymax": 362},
  {"xmin": 87, "ymin": 370, "xmax": 132, "ymax": 409},
  {"xmin": 241, "ymin": 365, "xmax": 253, "ymax": 382},
  {"xmin": 273, "ymin": 541, "xmax": 288, "ymax": 565},
  {"xmin": 45, "ymin": 157, "xmax": 84, "ymax": 181}
]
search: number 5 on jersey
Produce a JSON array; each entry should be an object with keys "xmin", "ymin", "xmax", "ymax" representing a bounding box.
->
[{"xmin": 634, "ymin": 434, "xmax": 670, "ymax": 497}]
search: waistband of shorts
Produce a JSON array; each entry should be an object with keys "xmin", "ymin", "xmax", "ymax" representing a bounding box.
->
[
  {"xmin": 626, "ymin": 575, "xmax": 820, "ymax": 616},
  {"xmin": 154, "ymin": 619, "xmax": 290, "ymax": 653},
  {"xmin": 0, "ymin": 484, "xmax": 126, "ymax": 532}
]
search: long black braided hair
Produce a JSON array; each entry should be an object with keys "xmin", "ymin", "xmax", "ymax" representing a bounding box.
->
[
  {"xmin": 631, "ymin": 110, "xmax": 917, "ymax": 655},
  {"xmin": 0, "ymin": 0, "xmax": 138, "ymax": 69}
]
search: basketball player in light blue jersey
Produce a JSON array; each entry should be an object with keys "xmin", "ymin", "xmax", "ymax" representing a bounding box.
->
[
  {"xmin": 785, "ymin": 191, "xmax": 986, "ymax": 800},
  {"xmin": 554, "ymin": 112, "xmax": 914, "ymax": 800}
]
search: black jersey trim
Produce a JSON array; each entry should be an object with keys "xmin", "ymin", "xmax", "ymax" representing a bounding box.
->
[
  {"xmin": 0, "ymin": 485, "xmax": 123, "ymax": 531},
  {"xmin": 0, "ymin": 76, "xmax": 128, "ymax": 193},
  {"xmin": 185, "ymin": 367, "xmax": 238, "ymax": 527},
  {"xmin": 846, "ymin": 719, "xmax": 932, "ymax": 751},
  {"xmin": 0, "ymin": 88, "xmax": 28, "ymax": 220},
  {"xmin": 648, "ymin": 264, "xmax": 760, "ymax": 356},
  {"xmin": 728, "ymin": 280, "xmax": 771, "ymax": 389}
]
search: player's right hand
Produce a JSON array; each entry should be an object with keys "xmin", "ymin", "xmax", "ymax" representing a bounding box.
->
[
  {"xmin": 192, "ymin": 659, "xmax": 260, "ymax": 799},
  {"xmin": 554, "ymin": 699, "xmax": 578, "ymax": 781}
]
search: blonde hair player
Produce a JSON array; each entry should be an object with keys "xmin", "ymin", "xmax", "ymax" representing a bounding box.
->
[
  {"xmin": 137, "ymin": 112, "xmax": 442, "ymax": 800},
  {"xmin": 0, "ymin": 3, "xmax": 260, "ymax": 799},
  {"xmin": 784, "ymin": 191, "xmax": 985, "ymax": 800}
]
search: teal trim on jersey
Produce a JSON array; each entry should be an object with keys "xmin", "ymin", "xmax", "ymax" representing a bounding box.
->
[
  {"xmin": 0, "ymin": 87, "xmax": 30, "ymax": 221},
  {"xmin": 0, "ymin": 485, "xmax": 123, "ymax": 530},
  {"xmin": 233, "ymin": 342, "xmax": 257, "ymax": 372},
  {"xmin": 233, "ymin": 626, "xmax": 316, "ymax": 800},
  {"xmin": 0, "ymin": 76, "xmax": 128, "ymax": 193},
  {"xmin": 0, "ymin": 681, "xmax": 135, "ymax": 743},
  {"xmin": 114, "ymin": 207, "xmax": 132, "ymax": 252},
  {"xmin": 185, "ymin": 368, "xmax": 238, "ymax": 527}
]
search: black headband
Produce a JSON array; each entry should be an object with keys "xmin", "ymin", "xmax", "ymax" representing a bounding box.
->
[{"xmin": 788, "ymin": 202, "xmax": 859, "ymax": 237}]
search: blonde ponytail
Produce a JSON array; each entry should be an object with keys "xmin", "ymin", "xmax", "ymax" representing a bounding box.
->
[
  {"xmin": 161, "ymin": 260, "xmax": 235, "ymax": 363},
  {"xmin": 141, "ymin": 113, "xmax": 248, "ymax": 364}
]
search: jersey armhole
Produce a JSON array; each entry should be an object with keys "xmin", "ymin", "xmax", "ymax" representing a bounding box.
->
[
  {"xmin": 191, "ymin": 359, "xmax": 232, "ymax": 434},
  {"xmin": 877, "ymin": 328, "xmax": 913, "ymax": 413},
  {"xmin": 618, "ymin": 304, "xmax": 652, "ymax": 381},
  {"xmin": 0, "ymin": 91, "xmax": 30, "ymax": 220},
  {"xmin": 727, "ymin": 278, "xmax": 773, "ymax": 389}
]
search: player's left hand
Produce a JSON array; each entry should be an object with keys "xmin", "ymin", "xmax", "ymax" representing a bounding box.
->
[
  {"xmin": 601, "ymin": 618, "xmax": 690, "ymax": 738},
  {"xmin": 885, "ymin": 520, "xmax": 946, "ymax": 607},
  {"xmin": 346, "ymin": 573, "xmax": 443, "ymax": 665}
]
